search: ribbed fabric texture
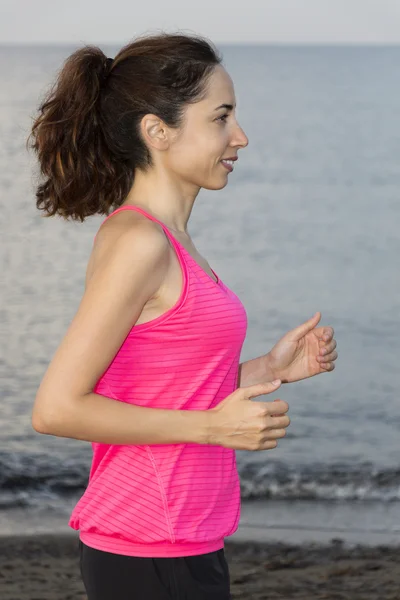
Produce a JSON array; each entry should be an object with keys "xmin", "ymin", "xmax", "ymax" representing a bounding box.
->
[{"xmin": 69, "ymin": 205, "xmax": 248, "ymax": 557}]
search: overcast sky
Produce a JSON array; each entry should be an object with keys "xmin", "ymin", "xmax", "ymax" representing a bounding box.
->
[{"xmin": 2, "ymin": 0, "xmax": 400, "ymax": 45}]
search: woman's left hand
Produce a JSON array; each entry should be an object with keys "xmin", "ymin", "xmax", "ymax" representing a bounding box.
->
[{"xmin": 265, "ymin": 312, "xmax": 338, "ymax": 384}]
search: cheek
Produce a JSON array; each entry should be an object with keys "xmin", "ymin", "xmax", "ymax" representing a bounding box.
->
[
  {"xmin": 172, "ymin": 147, "xmax": 203, "ymax": 175},
  {"xmin": 168, "ymin": 125, "xmax": 227, "ymax": 175},
  {"xmin": 171, "ymin": 142, "xmax": 216, "ymax": 174}
]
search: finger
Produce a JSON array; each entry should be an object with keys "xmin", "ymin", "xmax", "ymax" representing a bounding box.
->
[
  {"xmin": 317, "ymin": 350, "xmax": 338, "ymax": 363},
  {"xmin": 265, "ymin": 400, "xmax": 289, "ymax": 415},
  {"xmin": 319, "ymin": 340, "xmax": 337, "ymax": 354},
  {"xmin": 289, "ymin": 312, "xmax": 322, "ymax": 342},
  {"xmin": 267, "ymin": 415, "xmax": 290, "ymax": 429},
  {"xmin": 268, "ymin": 428, "xmax": 287, "ymax": 439},
  {"xmin": 323, "ymin": 327, "xmax": 334, "ymax": 341},
  {"xmin": 244, "ymin": 380, "xmax": 281, "ymax": 399},
  {"xmin": 270, "ymin": 398, "xmax": 284, "ymax": 414},
  {"xmin": 319, "ymin": 336, "xmax": 336, "ymax": 349},
  {"xmin": 258, "ymin": 440, "xmax": 278, "ymax": 451},
  {"xmin": 321, "ymin": 361, "xmax": 336, "ymax": 371}
]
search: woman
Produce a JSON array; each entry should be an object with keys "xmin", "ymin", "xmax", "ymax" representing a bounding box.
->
[{"xmin": 28, "ymin": 32, "xmax": 337, "ymax": 600}]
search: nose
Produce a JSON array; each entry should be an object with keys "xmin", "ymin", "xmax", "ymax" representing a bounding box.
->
[{"xmin": 231, "ymin": 122, "xmax": 249, "ymax": 149}]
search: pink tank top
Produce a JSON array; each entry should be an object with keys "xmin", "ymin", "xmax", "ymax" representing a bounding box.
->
[{"xmin": 69, "ymin": 205, "xmax": 248, "ymax": 557}]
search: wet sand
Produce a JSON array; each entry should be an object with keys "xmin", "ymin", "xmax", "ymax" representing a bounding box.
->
[{"xmin": 0, "ymin": 533, "xmax": 399, "ymax": 599}]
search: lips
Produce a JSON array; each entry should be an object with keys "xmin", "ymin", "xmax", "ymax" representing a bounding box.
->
[{"xmin": 221, "ymin": 159, "xmax": 234, "ymax": 172}]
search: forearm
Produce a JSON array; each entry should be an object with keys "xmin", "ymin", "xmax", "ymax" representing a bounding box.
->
[
  {"xmin": 33, "ymin": 392, "xmax": 210, "ymax": 446},
  {"xmin": 237, "ymin": 353, "xmax": 278, "ymax": 388}
]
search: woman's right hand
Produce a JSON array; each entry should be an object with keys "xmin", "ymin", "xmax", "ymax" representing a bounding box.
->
[{"xmin": 206, "ymin": 380, "xmax": 290, "ymax": 451}]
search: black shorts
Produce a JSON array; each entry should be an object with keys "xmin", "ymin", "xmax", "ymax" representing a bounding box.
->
[{"xmin": 79, "ymin": 539, "xmax": 232, "ymax": 600}]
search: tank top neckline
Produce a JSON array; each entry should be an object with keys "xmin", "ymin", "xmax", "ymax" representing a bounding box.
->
[{"xmin": 102, "ymin": 205, "xmax": 221, "ymax": 287}]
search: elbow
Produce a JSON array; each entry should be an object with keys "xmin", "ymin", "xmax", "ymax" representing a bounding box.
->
[
  {"xmin": 31, "ymin": 394, "xmax": 70, "ymax": 436},
  {"xmin": 32, "ymin": 419, "xmax": 48, "ymax": 435},
  {"xmin": 31, "ymin": 405, "xmax": 52, "ymax": 434}
]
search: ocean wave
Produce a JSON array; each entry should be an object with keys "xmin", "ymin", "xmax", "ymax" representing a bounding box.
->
[
  {"xmin": 0, "ymin": 453, "xmax": 399, "ymax": 508},
  {"xmin": 0, "ymin": 452, "xmax": 87, "ymax": 508},
  {"xmin": 240, "ymin": 461, "xmax": 400, "ymax": 501}
]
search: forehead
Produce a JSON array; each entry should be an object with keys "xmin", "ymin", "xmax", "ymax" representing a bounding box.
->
[{"xmin": 202, "ymin": 65, "xmax": 236, "ymax": 107}]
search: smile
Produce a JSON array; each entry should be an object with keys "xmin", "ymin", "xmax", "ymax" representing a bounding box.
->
[{"xmin": 221, "ymin": 159, "xmax": 234, "ymax": 172}]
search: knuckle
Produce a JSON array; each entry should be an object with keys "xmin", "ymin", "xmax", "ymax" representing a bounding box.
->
[{"xmin": 264, "ymin": 411, "xmax": 273, "ymax": 423}]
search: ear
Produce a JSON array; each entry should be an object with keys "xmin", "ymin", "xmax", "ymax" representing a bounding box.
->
[{"xmin": 140, "ymin": 114, "xmax": 170, "ymax": 151}]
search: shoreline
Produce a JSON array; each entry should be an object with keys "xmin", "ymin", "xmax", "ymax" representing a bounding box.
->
[{"xmin": 0, "ymin": 532, "xmax": 399, "ymax": 599}]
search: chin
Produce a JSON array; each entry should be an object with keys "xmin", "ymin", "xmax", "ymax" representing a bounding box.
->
[{"xmin": 201, "ymin": 177, "xmax": 229, "ymax": 191}]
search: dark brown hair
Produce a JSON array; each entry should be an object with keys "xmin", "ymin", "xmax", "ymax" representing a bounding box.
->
[{"xmin": 27, "ymin": 32, "xmax": 222, "ymax": 222}]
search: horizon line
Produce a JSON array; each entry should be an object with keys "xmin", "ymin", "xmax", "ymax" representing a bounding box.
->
[{"xmin": 1, "ymin": 41, "xmax": 400, "ymax": 48}]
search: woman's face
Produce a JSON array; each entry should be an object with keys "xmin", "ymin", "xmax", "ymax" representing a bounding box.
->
[{"xmin": 166, "ymin": 65, "xmax": 249, "ymax": 190}]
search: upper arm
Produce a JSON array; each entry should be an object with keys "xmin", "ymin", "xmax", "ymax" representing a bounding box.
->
[{"xmin": 32, "ymin": 222, "xmax": 170, "ymax": 428}]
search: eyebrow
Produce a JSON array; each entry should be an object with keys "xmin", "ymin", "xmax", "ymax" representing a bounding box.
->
[{"xmin": 214, "ymin": 103, "xmax": 236, "ymax": 112}]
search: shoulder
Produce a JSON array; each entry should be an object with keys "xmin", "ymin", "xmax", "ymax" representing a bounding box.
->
[
  {"xmin": 96, "ymin": 209, "xmax": 168, "ymax": 249},
  {"xmin": 87, "ymin": 209, "xmax": 171, "ymax": 286},
  {"xmin": 95, "ymin": 209, "xmax": 170, "ymax": 260}
]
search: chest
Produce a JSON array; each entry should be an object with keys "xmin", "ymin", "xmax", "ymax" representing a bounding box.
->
[
  {"xmin": 137, "ymin": 237, "xmax": 218, "ymax": 326},
  {"xmin": 86, "ymin": 236, "xmax": 218, "ymax": 328}
]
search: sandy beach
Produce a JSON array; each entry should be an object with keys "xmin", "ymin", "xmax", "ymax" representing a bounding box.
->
[{"xmin": 0, "ymin": 533, "xmax": 399, "ymax": 600}]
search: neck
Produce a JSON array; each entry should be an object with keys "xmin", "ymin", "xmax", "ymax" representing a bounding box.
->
[{"xmin": 123, "ymin": 167, "xmax": 200, "ymax": 234}]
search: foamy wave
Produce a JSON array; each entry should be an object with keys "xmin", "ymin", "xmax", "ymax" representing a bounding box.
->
[
  {"xmin": 240, "ymin": 461, "xmax": 400, "ymax": 501},
  {"xmin": 0, "ymin": 453, "xmax": 399, "ymax": 508}
]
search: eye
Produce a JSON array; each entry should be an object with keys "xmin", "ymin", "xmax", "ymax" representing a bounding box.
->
[{"xmin": 216, "ymin": 113, "xmax": 229, "ymax": 123}]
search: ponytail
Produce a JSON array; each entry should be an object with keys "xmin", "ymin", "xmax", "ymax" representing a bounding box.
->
[{"xmin": 27, "ymin": 33, "xmax": 221, "ymax": 222}]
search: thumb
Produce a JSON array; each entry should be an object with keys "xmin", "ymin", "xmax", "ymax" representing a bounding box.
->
[
  {"xmin": 244, "ymin": 379, "xmax": 281, "ymax": 399},
  {"xmin": 289, "ymin": 311, "xmax": 321, "ymax": 341}
]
